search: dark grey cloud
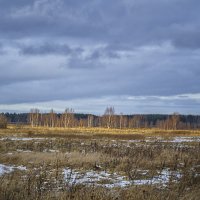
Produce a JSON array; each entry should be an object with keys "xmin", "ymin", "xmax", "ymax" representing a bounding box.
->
[
  {"xmin": 0, "ymin": 0, "xmax": 199, "ymax": 46},
  {"xmin": 173, "ymin": 31, "xmax": 200, "ymax": 49},
  {"xmin": 0, "ymin": 0, "xmax": 200, "ymax": 113},
  {"xmin": 19, "ymin": 43, "xmax": 83, "ymax": 55},
  {"xmin": 0, "ymin": 44, "xmax": 3, "ymax": 53},
  {"xmin": 89, "ymin": 47, "xmax": 120, "ymax": 60},
  {"xmin": 67, "ymin": 57, "xmax": 102, "ymax": 69}
]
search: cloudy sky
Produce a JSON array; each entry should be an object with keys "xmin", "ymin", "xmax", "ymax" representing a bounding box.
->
[{"xmin": 0, "ymin": 0, "xmax": 200, "ymax": 114}]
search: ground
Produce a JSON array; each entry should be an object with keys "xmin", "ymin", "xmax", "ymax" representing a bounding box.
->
[{"xmin": 0, "ymin": 126, "xmax": 200, "ymax": 200}]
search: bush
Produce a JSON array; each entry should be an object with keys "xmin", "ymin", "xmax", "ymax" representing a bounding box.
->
[{"xmin": 0, "ymin": 114, "xmax": 7, "ymax": 129}]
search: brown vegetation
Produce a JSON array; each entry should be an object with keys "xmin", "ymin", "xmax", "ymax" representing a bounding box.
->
[
  {"xmin": 0, "ymin": 126, "xmax": 200, "ymax": 199},
  {"xmin": 0, "ymin": 114, "xmax": 7, "ymax": 129}
]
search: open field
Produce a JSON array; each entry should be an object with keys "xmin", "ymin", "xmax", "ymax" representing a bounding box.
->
[
  {"xmin": 2, "ymin": 124, "xmax": 200, "ymax": 136},
  {"xmin": 0, "ymin": 126, "xmax": 200, "ymax": 200}
]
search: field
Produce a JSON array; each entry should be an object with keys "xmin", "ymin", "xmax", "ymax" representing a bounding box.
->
[{"xmin": 0, "ymin": 126, "xmax": 200, "ymax": 200}]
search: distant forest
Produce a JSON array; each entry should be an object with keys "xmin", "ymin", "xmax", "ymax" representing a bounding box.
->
[{"xmin": 1, "ymin": 107, "xmax": 200, "ymax": 130}]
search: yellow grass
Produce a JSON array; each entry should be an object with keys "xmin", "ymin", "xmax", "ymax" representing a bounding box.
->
[{"xmin": 0, "ymin": 124, "xmax": 199, "ymax": 137}]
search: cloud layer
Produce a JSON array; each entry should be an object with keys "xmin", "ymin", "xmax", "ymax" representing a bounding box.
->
[{"xmin": 0, "ymin": 0, "xmax": 200, "ymax": 114}]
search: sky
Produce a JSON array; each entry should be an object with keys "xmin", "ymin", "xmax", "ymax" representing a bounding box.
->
[{"xmin": 0, "ymin": 0, "xmax": 200, "ymax": 114}]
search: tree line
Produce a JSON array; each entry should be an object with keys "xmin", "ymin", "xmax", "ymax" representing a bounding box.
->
[
  {"xmin": 1, "ymin": 107, "xmax": 200, "ymax": 130},
  {"xmin": 27, "ymin": 107, "xmax": 200, "ymax": 130}
]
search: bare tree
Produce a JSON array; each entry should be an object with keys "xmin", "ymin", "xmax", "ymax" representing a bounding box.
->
[
  {"xmin": 132, "ymin": 115, "xmax": 142, "ymax": 128},
  {"xmin": 171, "ymin": 112, "xmax": 180, "ymax": 130},
  {"xmin": 103, "ymin": 107, "xmax": 115, "ymax": 128},
  {"xmin": 49, "ymin": 109, "xmax": 56, "ymax": 128},
  {"xmin": 87, "ymin": 114, "xmax": 94, "ymax": 127},
  {"xmin": 28, "ymin": 108, "xmax": 40, "ymax": 127},
  {"xmin": 119, "ymin": 113, "xmax": 123, "ymax": 129},
  {"xmin": 62, "ymin": 108, "xmax": 74, "ymax": 128}
]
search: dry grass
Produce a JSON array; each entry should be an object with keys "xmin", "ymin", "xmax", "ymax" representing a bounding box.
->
[
  {"xmin": 0, "ymin": 126, "xmax": 200, "ymax": 199},
  {"xmin": 1, "ymin": 124, "xmax": 200, "ymax": 137}
]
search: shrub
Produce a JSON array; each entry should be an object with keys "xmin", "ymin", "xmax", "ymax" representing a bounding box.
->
[{"xmin": 0, "ymin": 114, "xmax": 7, "ymax": 129}]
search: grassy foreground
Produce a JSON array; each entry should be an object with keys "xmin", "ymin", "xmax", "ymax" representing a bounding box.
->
[{"xmin": 0, "ymin": 125, "xmax": 200, "ymax": 200}]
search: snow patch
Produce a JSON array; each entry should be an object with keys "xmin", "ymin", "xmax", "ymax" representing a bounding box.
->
[
  {"xmin": 144, "ymin": 136, "xmax": 200, "ymax": 143},
  {"xmin": 0, "ymin": 137, "xmax": 46, "ymax": 141},
  {"xmin": 17, "ymin": 149, "xmax": 32, "ymax": 153},
  {"xmin": 63, "ymin": 168, "xmax": 181, "ymax": 188},
  {"xmin": 63, "ymin": 168, "xmax": 131, "ymax": 188},
  {"xmin": 133, "ymin": 169, "xmax": 181, "ymax": 185},
  {"xmin": 0, "ymin": 164, "xmax": 26, "ymax": 176}
]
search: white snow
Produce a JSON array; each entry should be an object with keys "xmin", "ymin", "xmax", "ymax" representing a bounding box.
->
[
  {"xmin": 63, "ymin": 168, "xmax": 131, "ymax": 188},
  {"xmin": 63, "ymin": 168, "xmax": 182, "ymax": 188},
  {"xmin": 17, "ymin": 149, "xmax": 32, "ymax": 153},
  {"xmin": 144, "ymin": 136, "xmax": 200, "ymax": 143},
  {"xmin": 170, "ymin": 137, "xmax": 200, "ymax": 143},
  {"xmin": 0, "ymin": 137, "xmax": 46, "ymax": 141},
  {"xmin": 48, "ymin": 149, "xmax": 59, "ymax": 153},
  {"xmin": 0, "ymin": 164, "xmax": 26, "ymax": 176},
  {"xmin": 116, "ymin": 136, "xmax": 200, "ymax": 145},
  {"xmin": 133, "ymin": 169, "xmax": 181, "ymax": 185}
]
